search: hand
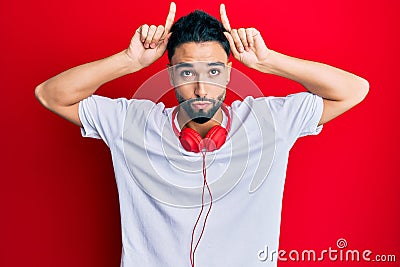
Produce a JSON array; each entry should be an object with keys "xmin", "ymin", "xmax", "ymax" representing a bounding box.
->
[
  {"xmin": 125, "ymin": 2, "xmax": 176, "ymax": 70},
  {"xmin": 220, "ymin": 4, "xmax": 270, "ymax": 69}
]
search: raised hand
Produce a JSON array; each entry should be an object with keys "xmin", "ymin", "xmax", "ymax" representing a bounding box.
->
[
  {"xmin": 126, "ymin": 2, "xmax": 176, "ymax": 70},
  {"xmin": 220, "ymin": 4, "xmax": 270, "ymax": 69}
]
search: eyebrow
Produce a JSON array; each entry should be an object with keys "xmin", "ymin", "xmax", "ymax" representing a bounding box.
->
[
  {"xmin": 174, "ymin": 62, "xmax": 194, "ymax": 69},
  {"xmin": 208, "ymin": 62, "xmax": 225, "ymax": 67},
  {"xmin": 174, "ymin": 62, "xmax": 226, "ymax": 70}
]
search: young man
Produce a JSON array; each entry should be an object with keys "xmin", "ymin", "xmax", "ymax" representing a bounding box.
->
[{"xmin": 35, "ymin": 3, "xmax": 369, "ymax": 267}]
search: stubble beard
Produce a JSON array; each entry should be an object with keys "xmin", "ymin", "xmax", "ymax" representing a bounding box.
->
[{"xmin": 175, "ymin": 90, "xmax": 226, "ymax": 124}]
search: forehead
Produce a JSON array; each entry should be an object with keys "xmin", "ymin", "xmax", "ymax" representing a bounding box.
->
[{"xmin": 170, "ymin": 41, "xmax": 228, "ymax": 65}]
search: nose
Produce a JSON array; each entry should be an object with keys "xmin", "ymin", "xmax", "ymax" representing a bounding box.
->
[{"xmin": 194, "ymin": 81, "xmax": 207, "ymax": 98}]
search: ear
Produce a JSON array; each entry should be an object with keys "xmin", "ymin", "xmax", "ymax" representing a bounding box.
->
[
  {"xmin": 226, "ymin": 61, "xmax": 232, "ymax": 84},
  {"xmin": 167, "ymin": 63, "xmax": 175, "ymax": 87}
]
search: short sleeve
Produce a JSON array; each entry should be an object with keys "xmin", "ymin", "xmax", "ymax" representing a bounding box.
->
[
  {"xmin": 268, "ymin": 92, "xmax": 324, "ymax": 144},
  {"xmin": 78, "ymin": 95, "xmax": 133, "ymax": 147}
]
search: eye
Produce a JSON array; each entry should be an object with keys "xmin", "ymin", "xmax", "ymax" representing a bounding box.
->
[
  {"xmin": 181, "ymin": 70, "xmax": 193, "ymax": 77},
  {"xmin": 209, "ymin": 69, "xmax": 221, "ymax": 76}
]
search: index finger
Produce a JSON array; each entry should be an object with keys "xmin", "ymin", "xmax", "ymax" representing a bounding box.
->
[
  {"xmin": 164, "ymin": 2, "xmax": 176, "ymax": 34},
  {"xmin": 220, "ymin": 4, "xmax": 231, "ymax": 32}
]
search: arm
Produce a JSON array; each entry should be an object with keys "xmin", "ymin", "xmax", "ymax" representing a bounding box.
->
[
  {"xmin": 35, "ymin": 2, "xmax": 176, "ymax": 127},
  {"xmin": 254, "ymin": 50, "xmax": 369, "ymax": 126},
  {"xmin": 220, "ymin": 4, "xmax": 369, "ymax": 126}
]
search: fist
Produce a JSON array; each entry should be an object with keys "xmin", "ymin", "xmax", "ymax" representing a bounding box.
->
[
  {"xmin": 125, "ymin": 2, "xmax": 176, "ymax": 69},
  {"xmin": 220, "ymin": 4, "xmax": 270, "ymax": 69}
]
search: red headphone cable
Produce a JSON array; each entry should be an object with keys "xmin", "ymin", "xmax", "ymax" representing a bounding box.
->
[{"xmin": 189, "ymin": 151, "xmax": 213, "ymax": 267}]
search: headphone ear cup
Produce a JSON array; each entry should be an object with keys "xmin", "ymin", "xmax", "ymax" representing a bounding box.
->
[
  {"xmin": 179, "ymin": 128, "xmax": 203, "ymax": 153},
  {"xmin": 204, "ymin": 126, "xmax": 228, "ymax": 151}
]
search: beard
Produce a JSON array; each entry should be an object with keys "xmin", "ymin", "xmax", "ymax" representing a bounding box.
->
[{"xmin": 175, "ymin": 91, "xmax": 226, "ymax": 124}]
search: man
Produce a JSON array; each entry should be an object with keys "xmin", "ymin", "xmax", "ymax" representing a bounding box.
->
[{"xmin": 35, "ymin": 2, "xmax": 369, "ymax": 267}]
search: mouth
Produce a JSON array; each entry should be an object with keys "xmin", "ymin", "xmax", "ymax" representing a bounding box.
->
[{"xmin": 191, "ymin": 101, "xmax": 212, "ymax": 110}]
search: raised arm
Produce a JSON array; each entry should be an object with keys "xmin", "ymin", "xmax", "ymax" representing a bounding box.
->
[
  {"xmin": 220, "ymin": 4, "xmax": 369, "ymax": 126},
  {"xmin": 35, "ymin": 2, "xmax": 176, "ymax": 126}
]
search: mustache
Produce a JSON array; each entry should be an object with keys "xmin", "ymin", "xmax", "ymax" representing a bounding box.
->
[
  {"xmin": 178, "ymin": 97, "xmax": 218, "ymax": 105},
  {"xmin": 175, "ymin": 90, "xmax": 226, "ymax": 105},
  {"xmin": 181, "ymin": 96, "xmax": 225, "ymax": 105},
  {"xmin": 187, "ymin": 97, "xmax": 217, "ymax": 104}
]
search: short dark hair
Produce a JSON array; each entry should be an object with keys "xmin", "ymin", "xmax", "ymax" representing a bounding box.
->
[{"xmin": 167, "ymin": 10, "xmax": 230, "ymax": 62}]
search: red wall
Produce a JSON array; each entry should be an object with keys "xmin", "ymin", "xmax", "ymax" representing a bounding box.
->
[{"xmin": 1, "ymin": 0, "xmax": 399, "ymax": 266}]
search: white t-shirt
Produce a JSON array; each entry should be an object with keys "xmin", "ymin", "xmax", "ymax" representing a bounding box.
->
[{"xmin": 78, "ymin": 92, "xmax": 323, "ymax": 267}]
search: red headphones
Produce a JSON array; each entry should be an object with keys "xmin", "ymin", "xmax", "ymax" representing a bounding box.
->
[{"xmin": 172, "ymin": 104, "xmax": 231, "ymax": 153}]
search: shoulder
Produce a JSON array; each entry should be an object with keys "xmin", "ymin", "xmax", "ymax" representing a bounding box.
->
[{"xmin": 231, "ymin": 92, "xmax": 320, "ymax": 111}]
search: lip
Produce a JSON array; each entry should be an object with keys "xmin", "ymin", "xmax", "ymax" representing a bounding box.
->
[{"xmin": 191, "ymin": 101, "xmax": 211, "ymax": 109}]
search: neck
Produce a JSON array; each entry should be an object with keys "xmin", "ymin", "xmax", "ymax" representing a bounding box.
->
[{"xmin": 177, "ymin": 107, "xmax": 223, "ymax": 138}]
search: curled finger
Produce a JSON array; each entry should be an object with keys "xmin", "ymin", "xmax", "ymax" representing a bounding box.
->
[
  {"xmin": 238, "ymin": 28, "xmax": 249, "ymax": 51},
  {"xmin": 231, "ymin": 29, "xmax": 244, "ymax": 53},
  {"xmin": 140, "ymin": 24, "xmax": 149, "ymax": 43},
  {"xmin": 151, "ymin": 25, "xmax": 165, "ymax": 48},
  {"xmin": 144, "ymin": 25, "xmax": 157, "ymax": 48},
  {"xmin": 246, "ymin": 28, "xmax": 255, "ymax": 47}
]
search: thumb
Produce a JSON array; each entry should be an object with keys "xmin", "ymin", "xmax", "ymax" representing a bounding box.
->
[
  {"xmin": 132, "ymin": 26, "xmax": 143, "ymax": 42},
  {"xmin": 127, "ymin": 26, "xmax": 144, "ymax": 51},
  {"xmin": 251, "ymin": 29, "xmax": 268, "ymax": 51}
]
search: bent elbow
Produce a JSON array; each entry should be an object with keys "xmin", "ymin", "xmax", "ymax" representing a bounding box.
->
[
  {"xmin": 35, "ymin": 83, "xmax": 45, "ymax": 105},
  {"xmin": 354, "ymin": 77, "xmax": 369, "ymax": 105},
  {"xmin": 35, "ymin": 83, "xmax": 52, "ymax": 109},
  {"xmin": 35, "ymin": 83, "xmax": 46, "ymax": 107},
  {"xmin": 361, "ymin": 78, "xmax": 370, "ymax": 98}
]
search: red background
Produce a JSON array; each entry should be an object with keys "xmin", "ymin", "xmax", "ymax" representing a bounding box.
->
[{"xmin": 1, "ymin": 0, "xmax": 399, "ymax": 266}]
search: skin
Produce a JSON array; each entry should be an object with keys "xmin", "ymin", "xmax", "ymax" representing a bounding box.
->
[
  {"xmin": 35, "ymin": 2, "xmax": 369, "ymax": 138},
  {"xmin": 169, "ymin": 42, "xmax": 232, "ymax": 137}
]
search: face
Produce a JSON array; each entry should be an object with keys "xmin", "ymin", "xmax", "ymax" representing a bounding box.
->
[{"xmin": 169, "ymin": 41, "xmax": 232, "ymax": 124}]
